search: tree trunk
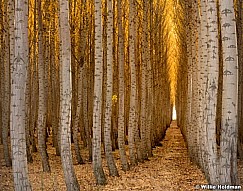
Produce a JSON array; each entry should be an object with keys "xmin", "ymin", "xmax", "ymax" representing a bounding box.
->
[
  {"xmin": 37, "ymin": 0, "xmax": 50, "ymax": 172},
  {"xmin": 128, "ymin": 0, "xmax": 138, "ymax": 167},
  {"xmin": 140, "ymin": 0, "xmax": 149, "ymax": 160},
  {"xmin": 92, "ymin": 0, "xmax": 107, "ymax": 185},
  {"xmin": 0, "ymin": 1, "xmax": 4, "ymax": 147},
  {"xmin": 1, "ymin": 0, "xmax": 11, "ymax": 167},
  {"xmin": 117, "ymin": 0, "xmax": 129, "ymax": 171},
  {"xmin": 203, "ymin": 0, "xmax": 220, "ymax": 184},
  {"xmin": 25, "ymin": 50, "xmax": 33, "ymax": 163},
  {"xmin": 10, "ymin": 0, "xmax": 32, "ymax": 189},
  {"xmin": 59, "ymin": 0, "xmax": 80, "ymax": 190},
  {"xmin": 104, "ymin": 0, "xmax": 119, "ymax": 177},
  {"xmin": 50, "ymin": 38, "xmax": 60, "ymax": 156},
  {"xmin": 197, "ymin": 0, "xmax": 208, "ymax": 177},
  {"xmin": 219, "ymin": 0, "xmax": 239, "ymax": 185},
  {"xmin": 236, "ymin": 0, "xmax": 243, "ymax": 159},
  {"xmin": 73, "ymin": 62, "xmax": 84, "ymax": 164},
  {"xmin": 83, "ymin": 65, "xmax": 92, "ymax": 162},
  {"xmin": 146, "ymin": 0, "xmax": 153, "ymax": 157},
  {"xmin": 29, "ymin": 0, "xmax": 38, "ymax": 154}
]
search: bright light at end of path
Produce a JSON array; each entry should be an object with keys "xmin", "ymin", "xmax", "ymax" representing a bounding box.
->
[{"xmin": 172, "ymin": 105, "xmax": 177, "ymax": 120}]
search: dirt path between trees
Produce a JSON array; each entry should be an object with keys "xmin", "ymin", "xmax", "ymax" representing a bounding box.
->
[
  {"xmin": 97, "ymin": 121, "xmax": 207, "ymax": 191},
  {"xmin": 4, "ymin": 121, "xmax": 242, "ymax": 190}
]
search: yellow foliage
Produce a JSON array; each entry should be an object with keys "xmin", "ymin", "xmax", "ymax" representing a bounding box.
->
[{"xmin": 112, "ymin": 95, "xmax": 118, "ymax": 103}]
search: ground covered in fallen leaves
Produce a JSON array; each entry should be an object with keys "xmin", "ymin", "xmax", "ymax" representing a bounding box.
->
[{"xmin": 1, "ymin": 121, "xmax": 243, "ymax": 190}]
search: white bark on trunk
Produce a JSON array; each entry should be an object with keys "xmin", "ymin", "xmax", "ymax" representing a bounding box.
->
[
  {"xmin": 117, "ymin": 0, "xmax": 129, "ymax": 171},
  {"xmin": 92, "ymin": 0, "xmax": 107, "ymax": 185},
  {"xmin": 219, "ymin": 0, "xmax": 239, "ymax": 185},
  {"xmin": 203, "ymin": 0, "xmax": 220, "ymax": 184},
  {"xmin": 104, "ymin": 0, "xmax": 119, "ymax": 177},
  {"xmin": 37, "ymin": 0, "xmax": 50, "ymax": 172},
  {"xmin": 128, "ymin": 0, "xmax": 138, "ymax": 167},
  {"xmin": 59, "ymin": 0, "xmax": 80, "ymax": 190},
  {"xmin": 10, "ymin": 0, "xmax": 32, "ymax": 189}
]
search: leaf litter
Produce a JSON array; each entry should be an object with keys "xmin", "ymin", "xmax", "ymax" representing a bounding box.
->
[{"xmin": 1, "ymin": 122, "xmax": 243, "ymax": 190}]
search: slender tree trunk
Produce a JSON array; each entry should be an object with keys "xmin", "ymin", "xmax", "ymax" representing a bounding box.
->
[
  {"xmin": 140, "ymin": 0, "xmax": 149, "ymax": 161},
  {"xmin": 71, "ymin": 22, "xmax": 84, "ymax": 163},
  {"xmin": 10, "ymin": 0, "xmax": 32, "ymax": 189},
  {"xmin": 92, "ymin": 0, "xmax": 107, "ymax": 185},
  {"xmin": 37, "ymin": 0, "xmax": 50, "ymax": 172},
  {"xmin": 128, "ymin": 0, "xmax": 138, "ymax": 167},
  {"xmin": 185, "ymin": 0, "xmax": 194, "ymax": 161},
  {"xmin": 50, "ymin": 13, "xmax": 60, "ymax": 156},
  {"xmin": 203, "ymin": 0, "xmax": 220, "ymax": 184},
  {"xmin": 29, "ymin": 0, "xmax": 38, "ymax": 153},
  {"xmin": 73, "ymin": 61, "xmax": 84, "ymax": 164},
  {"xmin": 189, "ymin": 0, "xmax": 200, "ymax": 164},
  {"xmin": 50, "ymin": 35, "xmax": 60, "ymax": 156},
  {"xmin": 0, "ymin": 0, "xmax": 4, "ymax": 148},
  {"xmin": 146, "ymin": 0, "xmax": 153, "ymax": 157},
  {"xmin": 25, "ymin": 49, "xmax": 33, "ymax": 163},
  {"xmin": 87, "ymin": 13, "xmax": 94, "ymax": 162},
  {"xmin": 104, "ymin": 0, "xmax": 119, "ymax": 177},
  {"xmin": 2, "ymin": 0, "xmax": 11, "ymax": 167},
  {"xmin": 198, "ymin": 0, "xmax": 208, "ymax": 177},
  {"xmin": 236, "ymin": 0, "xmax": 243, "ymax": 159},
  {"xmin": 112, "ymin": 1, "xmax": 119, "ymax": 150},
  {"xmin": 83, "ymin": 65, "xmax": 92, "ymax": 161},
  {"xmin": 117, "ymin": 0, "xmax": 129, "ymax": 171},
  {"xmin": 219, "ymin": 0, "xmax": 239, "ymax": 185},
  {"xmin": 58, "ymin": 0, "xmax": 80, "ymax": 190}
]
